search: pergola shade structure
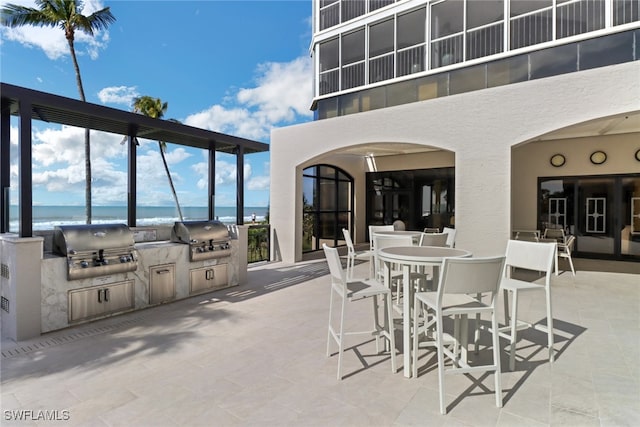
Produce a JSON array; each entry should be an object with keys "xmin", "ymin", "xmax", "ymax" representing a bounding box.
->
[{"xmin": 0, "ymin": 83, "xmax": 269, "ymax": 236}]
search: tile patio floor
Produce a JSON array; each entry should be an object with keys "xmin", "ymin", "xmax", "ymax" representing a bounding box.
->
[{"xmin": 1, "ymin": 257, "xmax": 639, "ymax": 426}]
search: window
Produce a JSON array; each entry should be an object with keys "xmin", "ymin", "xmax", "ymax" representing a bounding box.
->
[
  {"xmin": 397, "ymin": 8, "xmax": 426, "ymax": 76},
  {"xmin": 342, "ymin": 28, "xmax": 365, "ymax": 89},
  {"xmin": 530, "ymin": 43, "xmax": 577, "ymax": 79},
  {"xmin": 510, "ymin": 0, "xmax": 553, "ymax": 49},
  {"xmin": 342, "ymin": 0, "xmax": 366, "ymax": 22},
  {"xmin": 431, "ymin": 0, "xmax": 464, "ymax": 68},
  {"xmin": 466, "ymin": 0, "xmax": 504, "ymax": 60},
  {"xmin": 556, "ymin": 0, "xmax": 605, "ymax": 39},
  {"xmin": 319, "ymin": 38, "xmax": 339, "ymax": 95},
  {"xmin": 613, "ymin": 0, "xmax": 640, "ymax": 25},
  {"xmin": 579, "ymin": 31, "xmax": 635, "ymax": 70},
  {"xmin": 303, "ymin": 165, "xmax": 354, "ymax": 252},
  {"xmin": 319, "ymin": 0, "xmax": 340, "ymax": 30},
  {"xmin": 369, "ymin": 18, "xmax": 395, "ymax": 83}
]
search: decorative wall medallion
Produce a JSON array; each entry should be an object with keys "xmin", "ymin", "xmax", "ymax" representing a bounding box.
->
[
  {"xmin": 635, "ymin": 149, "xmax": 640, "ymax": 162},
  {"xmin": 590, "ymin": 150, "xmax": 607, "ymax": 165},
  {"xmin": 550, "ymin": 154, "xmax": 566, "ymax": 167}
]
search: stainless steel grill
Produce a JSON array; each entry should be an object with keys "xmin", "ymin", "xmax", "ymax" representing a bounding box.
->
[
  {"xmin": 171, "ymin": 220, "xmax": 231, "ymax": 261},
  {"xmin": 53, "ymin": 224, "xmax": 138, "ymax": 280}
]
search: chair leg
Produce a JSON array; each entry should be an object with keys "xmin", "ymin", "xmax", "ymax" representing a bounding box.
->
[
  {"xmin": 509, "ymin": 290, "xmax": 519, "ymax": 371},
  {"xmin": 337, "ymin": 296, "xmax": 347, "ymax": 380},
  {"xmin": 386, "ymin": 293, "xmax": 397, "ymax": 374},
  {"xmin": 436, "ymin": 312, "xmax": 447, "ymax": 415},
  {"xmin": 327, "ymin": 291, "xmax": 335, "ymax": 357},
  {"xmin": 491, "ymin": 310, "xmax": 503, "ymax": 408},
  {"xmin": 503, "ymin": 288, "xmax": 510, "ymax": 326},
  {"xmin": 373, "ymin": 295, "xmax": 381, "ymax": 353},
  {"xmin": 412, "ymin": 295, "xmax": 421, "ymax": 378},
  {"xmin": 545, "ymin": 287, "xmax": 555, "ymax": 364},
  {"xmin": 568, "ymin": 256, "xmax": 576, "ymax": 276}
]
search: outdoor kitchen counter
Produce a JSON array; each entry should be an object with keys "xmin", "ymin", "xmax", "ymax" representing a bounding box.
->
[{"xmin": 40, "ymin": 240, "xmax": 240, "ymax": 333}]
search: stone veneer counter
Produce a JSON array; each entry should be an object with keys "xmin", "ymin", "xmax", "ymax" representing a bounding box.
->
[{"xmin": 40, "ymin": 240, "xmax": 239, "ymax": 333}]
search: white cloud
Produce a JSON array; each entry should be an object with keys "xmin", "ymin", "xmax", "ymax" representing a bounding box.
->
[
  {"xmin": 98, "ymin": 86, "xmax": 138, "ymax": 106},
  {"xmin": 183, "ymin": 56, "xmax": 313, "ymax": 141},
  {"xmin": 0, "ymin": 0, "xmax": 112, "ymax": 60},
  {"xmin": 247, "ymin": 175, "xmax": 269, "ymax": 191},
  {"xmin": 237, "ymin": 56, "xmax": 313, "ymax": 122}
]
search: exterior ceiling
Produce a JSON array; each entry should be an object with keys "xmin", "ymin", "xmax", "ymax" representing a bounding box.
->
[
  {"xmin": 338, "ymin": 142, "xmax": 440, "ymax": 157},
  {"xmin": 331, "ymin": 111, "xmax": 640, "ymax": 158},
  {"xmin": 0, "ymin": 83, "xmax": 269, "ymax": 154},
  {"xmin": 530, "ymin": 111, "xmax": 640, "ymax": 142}
]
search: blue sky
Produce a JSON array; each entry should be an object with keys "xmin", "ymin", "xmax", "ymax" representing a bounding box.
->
[{"xmin": 1, "ymin": 0, "xmax": 313, "ymax": 208}]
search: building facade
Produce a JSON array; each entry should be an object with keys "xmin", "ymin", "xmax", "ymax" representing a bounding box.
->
[{"xmin": 270, "ymin": 0, "xmax": 640, "ymax": 264}]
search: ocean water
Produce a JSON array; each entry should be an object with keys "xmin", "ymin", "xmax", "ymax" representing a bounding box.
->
[{"xmin": 8, "ymin": 206, "xmax": 268, "ymax": 231}]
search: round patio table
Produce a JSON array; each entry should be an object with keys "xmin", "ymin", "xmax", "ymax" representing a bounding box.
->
[{"xmin": 378, "ymin": 246, "xmax": 472, "ymax": 378}]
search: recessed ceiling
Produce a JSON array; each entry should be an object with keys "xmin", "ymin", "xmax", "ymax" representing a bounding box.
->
[
  {"xmin": 332, "ymin": 111, "xmax": 640, "ymax": 158},
  {"xmin": 530, "ymin": 111, "xmax": 640, "ymax": 142},
  {"xmin": 338, "ymin": 142, "xmax": 440, "ymax": 157}
]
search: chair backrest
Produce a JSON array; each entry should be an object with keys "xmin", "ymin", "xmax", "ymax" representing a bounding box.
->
[
  {"xmin": 342, "ymin": 228, "xmax": 355, "ymax": 254},
  {"xmin": 504, "ymin": 239, "xmax": 556, "ymax": 276},
  {"xmin": 561, "ymin": 235, "xmax": 576, "ymax": 253},
  {"xmin": 437, "ymin": 256, "xmax": 506, "ymax": 299},
  {"xmin": 543, "ymin": 228, "xmax": 566, "ymax": 242},
  {"xmin": 369, "ymin": 225, "xmax": 395, "ymax": 251},
  {"xmin": 442, "ymin": 227, "xmax": 456, "ymax": 248},
  {"xmin": 373, "ymin": 235, "xmax": 414, "ymax": 278},
  {"xmin": 423, "ymin": 227, "xmax": 440, "ymax": 233},
  {"xmin": 419, "ymin": 232, "xmax": 448, "ymax": 247},
  {"xmin": 323, "ymin": 244, "xmax": 346, "ymax": 287}
]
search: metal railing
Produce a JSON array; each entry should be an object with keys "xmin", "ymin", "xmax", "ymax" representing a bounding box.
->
[{"xmin": 247, "ymin": 224, "xmax": 270, "ymax": 263}]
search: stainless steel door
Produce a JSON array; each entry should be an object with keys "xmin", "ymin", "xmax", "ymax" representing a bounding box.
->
[
  {"xmin": 68, "ymin": 280, "xmax": 134, "ymax": 322},
  {"xmin": 150, "ymin": 264, "xmax": 176, "ymax": 304},
  {"xmin": 189, "ymin": 264, "xmax": 229, "ymax": 295}
]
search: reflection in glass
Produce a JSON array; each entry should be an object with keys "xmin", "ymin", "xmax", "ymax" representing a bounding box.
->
[
  {"xmin": 449, "ymin": 64, "xmax": 486, "ymax": 95},
  {"xmin": 579, "ymin": 31, "xmax": 635, "ymax": 70},
  {"xmin": 487, "ymin": 55, "xmax": 529, "ymax": 87},
  {"xmin": 530, "ymin": 44, "xmax": 577, "ymax": 79}
]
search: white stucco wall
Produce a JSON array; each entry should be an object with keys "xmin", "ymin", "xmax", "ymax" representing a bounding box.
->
[{"xmin": 270, "ymin": 61, "xmax": 640, "ymax": 263}]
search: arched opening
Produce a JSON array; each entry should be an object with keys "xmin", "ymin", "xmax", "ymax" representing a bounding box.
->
[{"xmin": 302, "ymin": 164, "xmax": 354, "ymax": 252}]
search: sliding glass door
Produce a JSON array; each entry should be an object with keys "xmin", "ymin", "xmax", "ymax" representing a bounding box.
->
[{"xmin": 539, "ymin": 174, "xmax": 640, "ymax": 260}]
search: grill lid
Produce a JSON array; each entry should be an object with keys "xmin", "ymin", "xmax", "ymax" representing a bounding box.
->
[
  {"xmin": 171, "ymin": 220, "xmax": 230, "ymax": 244},
  {"xmin": 53, "ymin": 224, "xmax": 135, "ymax": 255}
]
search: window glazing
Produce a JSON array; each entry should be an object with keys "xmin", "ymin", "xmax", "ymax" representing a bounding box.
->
[
  {"xmin": 342, "ymin": 28, "xmax": 366, "ymax": 89},
  {"xmin": 302, "ymin": 165, "xmax": 354, "ymax": 252},
  {"xmin": 369, "ymin": 18, "xmax": 395, "ymax": 82},
  {"xmin": 314, "ymin": 29, "xmax": 638, "ymax": 119}
]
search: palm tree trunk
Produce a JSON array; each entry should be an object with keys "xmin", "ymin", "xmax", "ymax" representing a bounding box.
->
[
  {"xmin": 159, "ymin": 142, "xmax": 183, "ymax": 222},
  {"xmin": 67, "ymin": 37, "xmax": 92, "ymax": 224}
]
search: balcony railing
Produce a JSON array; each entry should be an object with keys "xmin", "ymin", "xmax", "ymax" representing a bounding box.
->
[{"xmin": 247, "ymin": 224, "xmax": 270, "ymax": 263}]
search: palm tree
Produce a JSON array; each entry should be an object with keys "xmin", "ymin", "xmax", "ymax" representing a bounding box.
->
[
  {"xmin": 1, "ymin": 0, "xmax": 116, "ymax": 224},
  {"xmin": 132, "ymin": 96, "xmax": 184, "ymax": 222}
]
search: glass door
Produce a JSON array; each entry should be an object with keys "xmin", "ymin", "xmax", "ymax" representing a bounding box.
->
[
  {"xmin": 621, "ymin": 176, "xmax": 640, "ymax": 257},
  {"xmin": 539, "ymin": 174, "xmax": 640, "ymax": 260}
]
